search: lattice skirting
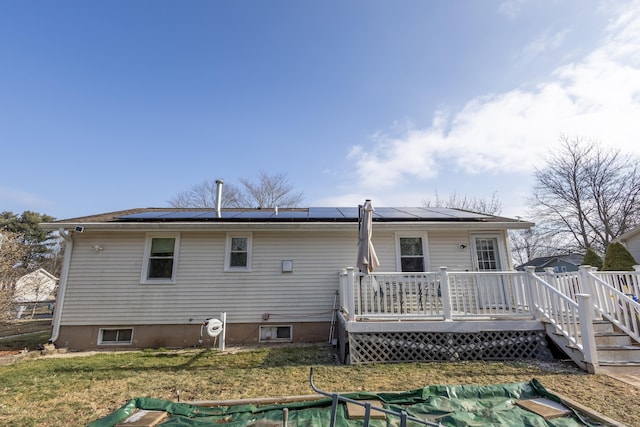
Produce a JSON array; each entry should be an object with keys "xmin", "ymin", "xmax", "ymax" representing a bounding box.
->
[{"xmin": 347, "ymin": 330, "xmax": 553, "ymax": 364}]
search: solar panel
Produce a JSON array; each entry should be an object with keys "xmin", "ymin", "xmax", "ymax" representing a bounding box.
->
[
  {"xmin": 115, "ymin": 206, "xmax": 491, "ymax": 222},
  {"xmin": 308, "ymin": 207, "xmax": 347, "ymax": 218},
  {"xmin": 154, "ymin": 212, "xmax": 211, "ymax": 219},
  {"xmin": 271, "ymin": 211, "xmax": 309, "ymax": 219},
  {"xmin": 232, "ymin": 211, "xmax": 277, "ymax": 219},
  {"xmin": 336, "ymin": 207, "xmax": 359, "ymax": 219},
  {"xmin": 373, "ymin": 207, "xmax": 419, "ymax": 219},
  {"xmin": 422, "ymin": 207, "xmax": 489, "ymax": 219},
  {"xmin": 117, "ymin": 212, "xmax": 175, "ymax": 220}
]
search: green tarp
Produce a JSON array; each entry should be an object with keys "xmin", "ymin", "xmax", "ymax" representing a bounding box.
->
[{"xmin": 88, "ymin": 379, "xmax": 605, "ymax": 427}]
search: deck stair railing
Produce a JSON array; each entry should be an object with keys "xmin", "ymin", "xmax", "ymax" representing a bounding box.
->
[
  {"xmin": 585, "ymin": 268, "xmax": 640, "ymax": 344},
  {"xmin": 526, "ymin": 266, "xmax": 597, "ymax": 365}
]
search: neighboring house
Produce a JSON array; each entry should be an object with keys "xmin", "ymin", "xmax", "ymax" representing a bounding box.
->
[
  {"xmin": 13, "ymin": 268, "xmax": 58, "ymax": 319},
  {"xmin": 40, "ymin": 205, "xmax": 532, "ymax": 351},
  {"xmin": 616, "ymin": 225, "xmax": 640, "ymax": 265},
  {"xmin": 13, "ymin": 268, "xmax": 58, "ymax": 303},
  {"xmin": 515, "ymin": 254, "xmax": 584, "ymax": 273}
]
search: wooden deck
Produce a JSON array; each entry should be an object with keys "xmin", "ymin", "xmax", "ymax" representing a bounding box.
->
[{"xmin": 336, "ymin": 267, "xmax": 640, "ymax": 367}]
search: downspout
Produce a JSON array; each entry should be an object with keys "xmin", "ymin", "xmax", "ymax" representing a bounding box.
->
[{"xmin": 49, "ymin": 228, "xmax": 73, "ymax": 344}]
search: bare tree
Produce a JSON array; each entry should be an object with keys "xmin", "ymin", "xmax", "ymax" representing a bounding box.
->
[
  {"xmin": 530, "ymin": 136, "xmax": 640, "ymax": 253},
  {"xmin": 169, "ymin": 172, "xmax": 304, "ymax": 209},
  {"xmin": 237, "ymin": 171, "xmax": 304, "ymax": 208},
  {"xmin": 509, "ymin": 227, "xmax": 569, "ymax": 267},
  {"xmin": 168, "ymin": 180, "xmax": 243, "ymax": 208},
  {"xmin": 0, "ymin": 231, "xmax": 27, "ymax": 322},
  {"xmin": 422, "ymin": 190, "xmax": 503, "ymax": 215}
]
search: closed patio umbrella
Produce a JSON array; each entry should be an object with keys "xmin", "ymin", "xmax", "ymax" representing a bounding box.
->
[{"xmin": 357, "ymin": 199, "xmax": 379, "ymax": 274}]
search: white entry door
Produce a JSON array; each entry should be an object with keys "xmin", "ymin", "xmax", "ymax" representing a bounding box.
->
[{"xmin": 472, "ymin": 236, "xmax": 508, "ymax": 308}]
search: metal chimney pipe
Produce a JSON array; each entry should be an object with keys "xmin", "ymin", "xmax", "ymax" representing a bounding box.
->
[{"xmin": 215, "ymin": 179, "xmax": 223, "ymax": 218}]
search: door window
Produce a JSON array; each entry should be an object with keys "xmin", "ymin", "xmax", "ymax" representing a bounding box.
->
[{"xmin": 474, "ymin": 237, "xmax": 502, "ymax": 271}]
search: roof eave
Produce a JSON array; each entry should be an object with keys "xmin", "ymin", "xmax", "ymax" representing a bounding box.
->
[{"xmin": 41, "ymin": 220, "xmax": 534, "ymax": 232}]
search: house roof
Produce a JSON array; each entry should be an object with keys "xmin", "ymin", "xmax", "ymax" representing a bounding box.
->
[
  {"xmin": 41, "ymin": 207, "xmax": 533, "ymax": 228},
  {"xmin": 617, "ymin": 224, "xmax": 640, "ymax": 242},
  {"xmin": 516, "ymin": 254, "xmax": 584, "ymax": 270}
]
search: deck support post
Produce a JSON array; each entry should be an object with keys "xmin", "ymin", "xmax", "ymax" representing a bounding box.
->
[
  {"xmin": 576, "ymin": 293, "xmax": 599, "ymax": 374},
  {"xmin": 346, "ymin": 267, "xmax": 356, "ymax": 322},
  {"xmin": 439, "ymin": 267, "xmax": 452, "ymax": 321}
]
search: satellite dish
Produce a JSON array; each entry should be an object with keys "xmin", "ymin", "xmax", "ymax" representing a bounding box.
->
[{"xmin": 205, "ymin": 318, "xmax": 224, "ymax": 338}]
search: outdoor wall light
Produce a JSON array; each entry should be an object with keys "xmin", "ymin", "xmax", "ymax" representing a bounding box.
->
[
  {"xmin": 459, "ymin": 244, "xmax": 467, "ymax": 250},
  {"xmin": 282, "ymin": 260, "xmax": 293, "ymax": 272},
  {"xmin": 92, "ymin": 245, "xmax": 104, "ymax": 253}
]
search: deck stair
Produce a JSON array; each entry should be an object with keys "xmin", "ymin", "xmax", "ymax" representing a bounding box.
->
[{"xmin": 545, "ymin": 319, "xmax": 640, "ymax": 374}]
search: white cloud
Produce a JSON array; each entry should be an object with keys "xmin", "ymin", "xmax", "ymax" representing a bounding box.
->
[
  {"xmin": 497, "ymin": 0, "xmax": 527, "ymax": 19},
  {"xmin": 517, "ymin": 28, "xmax": 570, "ymax": 63},
  {"xmin": 342, "ymin": 2, "xmax": 640, "ymax": 205}
]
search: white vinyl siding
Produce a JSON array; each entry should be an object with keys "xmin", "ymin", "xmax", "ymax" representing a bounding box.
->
[
  {"xmin": 60, "ymin": 230, "xmax": 357, "ymax": 326},
  {"xmin": 626, "ymin": 234, "xmax": 640, "ymax": 266},
  {"xmin": 58, "ymin": 227, "xmax": 514, "ymax": 328},
  {"xmin": 427, "ymin": 231, "xmax": 474, "ymax": 271}
]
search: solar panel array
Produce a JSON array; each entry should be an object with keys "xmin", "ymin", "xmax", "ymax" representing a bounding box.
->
[{"xmin": 116, "ymin": 206, "xmax": 490, "ymax": 222}]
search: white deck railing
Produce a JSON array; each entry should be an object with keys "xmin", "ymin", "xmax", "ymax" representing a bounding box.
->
[
  {"xmin": 586, "ymin": 270, "xmax": 640, "ymax": 343},
  {"xmin": 338, "ymin": 265, "xmax": 640, "ymax": 369},
  {"xmin": 339, "ymin": 268, "xmax": 534, "ymax": 321},
  {"xmin": 528, "ymin": 271, "xmax": 583, "ymax": 350}
]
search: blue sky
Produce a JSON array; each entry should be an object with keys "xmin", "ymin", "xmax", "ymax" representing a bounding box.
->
[{"xmin": 2, "ymin": 0, "xmax": 640, "ymax": 220}]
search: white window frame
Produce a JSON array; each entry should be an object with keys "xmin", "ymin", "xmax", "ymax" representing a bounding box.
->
[
  {"xmin": 141, "ymin": 232, "xmax": 181, "ymax": 284},
  {"xmin": 395, "ymin": 233, "xmax": 429, "ymax": 272},
  {"xmin": 470, "ymin": 233, "xmax": 507, "ymax": 271},
  {"xmin": 98, "ymin": 328, "xmax": 133, "ymax": 345},
  {"xmin": 224, "ymin": 232, "xmax": 253, "ymax": 272},
  {"xmin": 259, "ymin": 325, "xmax": 293, "ymax": 342}
]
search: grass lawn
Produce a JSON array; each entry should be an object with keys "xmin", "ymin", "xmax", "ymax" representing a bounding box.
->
[{"xmin": 0, "ymin": 323, "xmax": 639, "ymax": 426}]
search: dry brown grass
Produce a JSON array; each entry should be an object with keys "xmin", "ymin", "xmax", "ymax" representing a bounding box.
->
[{"xmin": 0, "ymin": 343, "xmax": 638, "ymax": 426}]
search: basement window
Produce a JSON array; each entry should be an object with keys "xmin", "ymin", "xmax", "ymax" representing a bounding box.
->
[
  {"xmin": 99, "ymin": 328, "xmax": 133, "ymax": 345},
  {"xmin": 259, "ymin": 325, "xmax": 292, "ymax": 342}
]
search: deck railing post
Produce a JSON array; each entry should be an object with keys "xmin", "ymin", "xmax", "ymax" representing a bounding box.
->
[
  {"xmin": 579, "ymin": 265, "xmax": 600, "ymax": 320},
  {"xmin": 440, "ymin": 267, "xmax": 452, "ymax": 321},
  {"xmin": 576, "ymin": 293, "xmax": 599, "ymax": 374},
  {"xmin": 543, "ymin": 267, "xmax": 556, "ymax": 289},
  {"xmin": 525, "ymin": 266, "xmax": 541, "ymax": 320},
  {"xmin": 346, "ymin": 267, "xmax": 356, "ymax": 321}
]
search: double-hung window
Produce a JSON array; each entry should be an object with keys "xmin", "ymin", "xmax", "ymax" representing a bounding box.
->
[
  {"xmin": 141, "ymin": 233, "xmax": 180, "ymax": 283},
  {"xmin": 225, "ymin": 233, "xmax": 252, "ymax": 271},
  {"xmin": 396, "ymin": 235, "xmax": 428, "ymax": 272}
]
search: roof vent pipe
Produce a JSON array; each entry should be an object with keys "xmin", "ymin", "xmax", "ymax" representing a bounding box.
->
[
  {"xmin": 215, "ymin": 179, "xmax": 223, "ymax": 218},
  {"xmin": 275, "ymin": 206, "xmax": 278, "ymax": 215}
]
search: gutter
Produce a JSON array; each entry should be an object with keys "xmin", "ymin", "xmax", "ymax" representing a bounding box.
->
[{"xmin": 49, "ymin": 228, "xmax": 73, "ymax": 344}]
